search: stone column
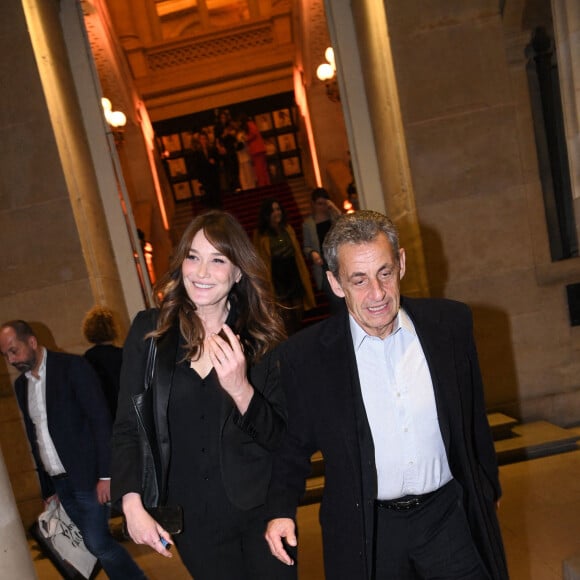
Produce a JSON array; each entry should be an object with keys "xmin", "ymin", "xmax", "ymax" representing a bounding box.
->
[
  {"xmin": 323, "ymin": 0, "xmax": 429, "ymax": 296},
  {"xmin": 198, "ymin": 0, "xmax": 211, "ymax": 28},
  {"xmin": 0, "ymin": 447, "xmax": 37, "ymax": 578}
]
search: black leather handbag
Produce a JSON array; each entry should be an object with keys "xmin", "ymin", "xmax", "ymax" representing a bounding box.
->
[{"xmin": 129, "ymin": 336, "xmax": 183, "ymax": 535}]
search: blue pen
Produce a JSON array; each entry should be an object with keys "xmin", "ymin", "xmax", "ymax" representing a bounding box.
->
[{"xmin": 159, "ymin": 537, "xmax": 171, "ymax": 550}]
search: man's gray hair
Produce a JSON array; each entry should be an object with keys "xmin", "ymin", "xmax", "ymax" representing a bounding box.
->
[{"xmin": 323, "ymin": 210, "xmax": 400, "ymax": 278}]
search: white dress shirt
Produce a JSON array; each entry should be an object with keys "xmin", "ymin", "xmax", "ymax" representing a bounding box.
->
[
  {"xmin": 26, "ymin": 348, "xmax": 66, "ymax": 476},
  {"xmin": 350, "ymin": 309, "xmax": 452, "ymax": 499}
]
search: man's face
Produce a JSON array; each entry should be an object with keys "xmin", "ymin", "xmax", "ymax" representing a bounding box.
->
[
  {"xmin": 327, "ymin": 233, "xmax": 406, "ymax": 339},
  {"xmin": 0, "ymin": 327, "xmax": 38, "ymax": 373}
]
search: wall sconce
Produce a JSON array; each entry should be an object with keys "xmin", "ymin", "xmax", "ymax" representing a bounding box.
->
[
  {"xmin": 316, "ymin": 47, "xmax": 340, "ymax": 102},
  {"xmin": 101, "ymin": 97, "xmax": 127, "ymax": 145}
]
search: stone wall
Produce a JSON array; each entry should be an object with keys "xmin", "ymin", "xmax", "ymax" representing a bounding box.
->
[{"xmin": 386, "ymin": 0, "xmax": 580, "ymax": 423}]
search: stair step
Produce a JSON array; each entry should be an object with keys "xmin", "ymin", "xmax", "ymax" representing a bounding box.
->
[
  {"xmin": 309, "ymin": 451, "xmax": 324, "ymax": 478},
  {"xmin": 299, "ymin": 420, "xmax": 580, "ymax": 506},
  {"xmin": 487, "ymin": 412, "xmax": 518, "ymax": 441},
  {"xmin": 301, "ymin": 476, "xmax": 325, "ymax": 506},
  {"xmin": 494, "ymin": 421, "xmax": 580, "ymax": 464}
]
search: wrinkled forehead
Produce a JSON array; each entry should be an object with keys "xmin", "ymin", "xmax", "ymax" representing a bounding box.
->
[{"xmin": 337, "ymin": 234, "xmax": 397, "ymax": 264}]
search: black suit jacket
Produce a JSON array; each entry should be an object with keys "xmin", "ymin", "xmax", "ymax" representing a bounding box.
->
[
  {"xmin": 111, "ymin": 309, "xmax": 287, "ymax": 511},
  {"xmin": 268, "ymin": 297, "xmax": 508, "ymax": 579},
  {"xmin": 15, "ymin": 350, "xmax": 112, "ymax": 499}
]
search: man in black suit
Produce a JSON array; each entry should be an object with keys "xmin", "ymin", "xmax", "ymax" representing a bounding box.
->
[
  {"xmin": 265, "ymin": 211, "xmax": 508, "ymax": 579},
  {"xmin": 0, "ymin": 320, "xmax": 146, "ymax": 579}
]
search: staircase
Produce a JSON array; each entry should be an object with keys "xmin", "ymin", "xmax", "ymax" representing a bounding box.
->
[{"xmin": 171, "ymin": 177, "xmax": 312, "ymax": 244}]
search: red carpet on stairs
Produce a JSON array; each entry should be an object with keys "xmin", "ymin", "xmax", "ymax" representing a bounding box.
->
[{"xmin": 222, "ymin": 182, "xmax": 302, "ymax": 239}]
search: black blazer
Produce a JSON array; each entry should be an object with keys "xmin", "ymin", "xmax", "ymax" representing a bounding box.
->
[
  {"xmin": 111, "ymin": 309, "xmax": 287, "ymax": 511},
  {"xmin": 15, "ymin": 350, "xmax": 112, "ymax": 499},
  {"xmin": 268, "ymin": 297, "xmax": 508, "ymax": 580}
]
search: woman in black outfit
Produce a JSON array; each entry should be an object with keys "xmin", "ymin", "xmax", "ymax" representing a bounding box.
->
[
  {"xmin": 253, "ymin": 199, "xmax": 315, "ymax": 335},
  {"xmin": 111, "ymin": 210, "xmax": 295, "ymax": 579}
]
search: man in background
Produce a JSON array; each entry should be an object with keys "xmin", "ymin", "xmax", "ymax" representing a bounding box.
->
[{"xmin": 0, "ymin": 320, "xmax": 146, "ymax": 579}]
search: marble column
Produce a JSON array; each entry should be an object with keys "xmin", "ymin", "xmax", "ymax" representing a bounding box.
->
[{"xmin": 0, "ymin": 447, "xmax": 37, "ymax": 578}]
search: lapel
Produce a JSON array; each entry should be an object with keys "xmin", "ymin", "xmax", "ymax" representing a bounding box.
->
[
  {"xmin": 43, "ymin": 350, "xmax": 58, "ymax": 426},
  {"xmin": 402, "ymin": 298, "xmax": 460, "ymax": 452},
  {"xmin": 318, "ymin": 309, "xmax": 377, "ymax": 494},
  {"xmin": 154, "ymin": 324, "xmax": 180, "ymax": 480}
]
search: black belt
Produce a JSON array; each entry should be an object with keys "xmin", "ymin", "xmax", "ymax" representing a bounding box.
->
[
  {"xmin": 52, "ymin": 472, "xmax": 68, "ymax": 480},
  {"xmin": 376, "ymin": 485, "xmax": 446, "ymax": 512}
]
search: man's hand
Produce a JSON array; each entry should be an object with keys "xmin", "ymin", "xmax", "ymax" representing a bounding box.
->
[
  {"xmin": 44, "ymin": 494, "xmax": 59, "ymax": 509},
  {"xmin": 265, "ymin": 518, "xmax": 297, "ymax": 566},
  {"xmin": 96, "ymin": 479, "xmax": 111, "ymax": 504}
]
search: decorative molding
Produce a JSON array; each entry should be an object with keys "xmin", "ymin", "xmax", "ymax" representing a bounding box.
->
[
  {"xmin": 147, "ymin": 25, "xmax": 274, "ymax": 71},
  {"xmin": 301, "ymin": 0, "xmax": 330, "ymax": 85}
]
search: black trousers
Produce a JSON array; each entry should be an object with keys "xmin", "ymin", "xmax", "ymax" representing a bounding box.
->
[
  {"xmin": 174, "ymin": 503, "xmax": 296, "ymax": 580},
  {"xmin": 373, "ymin": 480, "xmax": 490, "ymax": 580}
]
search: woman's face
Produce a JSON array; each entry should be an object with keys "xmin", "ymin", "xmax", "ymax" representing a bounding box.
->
[
  {"xmin": 181, "ymin": 230, "xmax": 241, "ymax": 312},
  {"xmin": 269, "ymin": 202, "xmax": 283, "ymax": 228}
]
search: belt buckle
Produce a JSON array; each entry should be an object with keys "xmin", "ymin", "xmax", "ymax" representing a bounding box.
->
[{"xmin": 391, "ymin": 498, "xmax": 420, "ymax": 511}]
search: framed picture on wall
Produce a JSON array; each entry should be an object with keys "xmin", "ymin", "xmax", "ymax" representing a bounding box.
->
[
  {"xmin": 273, "ymin": 108, "xmax": 292, "ymax": 129},
  {"xmin": 167, "ymin": 157, "xmax": 187, "ymax": 179},
  {"xmin": 282, "ymin": 156, "xmax": 301, "ymax": 177},
  {"xmin": 172, "ymin": 181, "xmax": 192, "ymax": 201},
  {"xmin": 161, "ymin": 134, "xmax": 182, "ymax": 154},
  {"xmin": 264, "ymin": 136, "xmax": 277, "ymax": 156},
  {"xmin": 255, "ymin": 113, "xmax": 273, "ymax": 133},
  {"xmin": 277, "ymin": 133, "xmax": 296, "ymax": 153},
  {"xmin": 181, "ymin": 131, "xmax": 196, "ymax": 150},
  {"xmin": 190, "ymin": 179, "xmax": 203, "ymax": 197}
]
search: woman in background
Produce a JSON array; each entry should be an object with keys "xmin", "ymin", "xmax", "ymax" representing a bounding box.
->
[
  {"xmin": 253, "ymin": 198, "xmax": 315, "ymax": 335},
  {"xmin": 82, "ymin": 305, "xmax": 123, "ymax": 419},
  {"xmin": 112, "ymin": 211, "xmax": 294, "ymax": 580},
  {"xmin": 240, "ymin": 114, "xmax": 270, "ymax": 187}
]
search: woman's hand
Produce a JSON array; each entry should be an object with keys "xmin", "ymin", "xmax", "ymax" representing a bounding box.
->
[
  {"xmin": 208, "ymin": 324, "xmax": 254, "ymax": 413},
  {"xmin": 122, "ymin": 493, "xmax": 173, "ymax": 557}
]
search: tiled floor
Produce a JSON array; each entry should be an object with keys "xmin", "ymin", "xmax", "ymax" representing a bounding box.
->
[{"xmin": 29, "ymin": 449, "xmax": 580, "ymax": 579}]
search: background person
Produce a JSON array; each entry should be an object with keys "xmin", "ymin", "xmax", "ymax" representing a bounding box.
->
[
  {"xmin": 0, "ymin": 320, "xmax": 146, "ymax": 580},
  {"xmin": 82, "ymin": 305, "xmax": 123, "ymax": 420},
  {"xmin": 235, "ymin": 122, "xmax": 256, "ymax": 191},
  {"xmin": 112, "ymin": 210, "xmax": 295, "ymax": 580},
  {"xmin": 240, "ymin": 114, "xmax": 270, "ymax": 187},
  {"xmin": 265, "ymin": 210, "xmax": 508, "ymax": 580},
  {"xmin": 302, "ymin": 187, "xmax": 343, "ymax": 313},
  {"xmin": 254, "ymin": 198, "xmax": 315, "ymax": 335}
]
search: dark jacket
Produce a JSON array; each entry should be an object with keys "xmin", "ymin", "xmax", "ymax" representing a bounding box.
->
[
  {"xmin": 15, "ymin": 350, "xmax": 112, "ymax": 499},
  {"xmin": 111, "ymin": 309, "xmax": 287, "ymax": 510},
  {"xmin": 268, "ymin": 297, "xmax": 508, "ymax": 579},
  {"xmin": 84, "ymin": 343, "xmax": 123, "ymax": 419}
]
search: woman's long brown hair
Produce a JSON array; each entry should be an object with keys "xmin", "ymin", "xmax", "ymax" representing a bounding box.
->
[{"xmin": 149, "ymin": 210, "xmax": 286, "ymax": 363}]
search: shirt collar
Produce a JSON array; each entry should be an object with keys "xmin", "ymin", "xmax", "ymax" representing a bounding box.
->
[
  {"xmin": 25, "ymin": 347, "xmax": 46, "ymax": 381},
  {"xmin": 349, "ymin": 307, "xmax": 416, "ymax": 351}
]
